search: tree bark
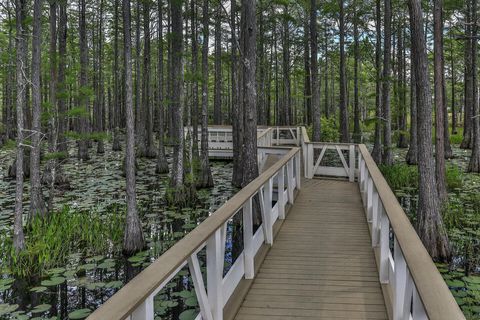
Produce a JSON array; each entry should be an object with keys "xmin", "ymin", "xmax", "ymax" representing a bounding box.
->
[
  {"xmin": 433, "ymin": 0, "xmax": 447, "ymax": 202},
  {"xmin": 78, "ymin": 0, "xmax": 90, "ymax": 160},
  {"xmin": 112, "ymin": 0, "xmax": 122, "ymax": 151},
  {"xmin": 406, "ymin": 55, "xmax": 418, "ymax": 165},
  {"xmin": 468, "ymin": 0, "xmax": 480, "ymax": 172},
  {"xmin": 382, "ymin": 0, "xmax": 392, "ymax": 165},
  {"xmin": 156, "ymin": 0, "xmax": 169, "ymax": 174},
  {"xmin": 29, "ymin": 0, "xmax": 47, "ymax": 220},
  {"xmin": 58, "ymin": 0, "xmax": 68, "ymax": 153},
  {"xmin": 143, "ymin": 0, "xmax": 156, "ymax": 158},
  {"xmin": 96, "ymin": 0, "xmax": 105, "ymax": 154},
  {"xmin": 310, "ymin": 0, "xmax": 320, "ymax": 141},
  {"xmin": 198, "ymin": 0, "xmax": 214, "ymax": 188},
  {"xmin": 281, "ymin": 5, "xmax": 291, "ymax": 126},
  {"xmin": 408, "ymin": 0, "xmax": 450, "ymax": 260},
  {"xmin": 214, "ymin": 5, "xmax": 223, "ymax": 125},
  {"xmin": 353, "ymin": 0, "xmax": 361, "ymax": 143},
  {"xmin": 13, "ymin": 0, "xmax": 27, "ymax": 251},
  {"xmin": 241, "ymin": 0, "xmax": 258, "ymax": 187},
  {"xmin": 461, "ymin": 1, "xmax": 473, "ymax": 149},
  {"xmin": 122, "ymin": 0, "xmax": 144, "ymax": 255},
  {"xmin": 338, "ymin": 0, "xmax": 349, "ymax": 142}
]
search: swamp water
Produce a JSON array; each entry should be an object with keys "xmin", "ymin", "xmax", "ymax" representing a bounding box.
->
[{"xmin": 0, "ymin": 142, "xmax": 239, "ymax": 319}]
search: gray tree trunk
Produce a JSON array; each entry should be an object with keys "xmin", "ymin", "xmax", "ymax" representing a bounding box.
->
[
  {"xmin": 198, "ymin": 0, "xmax": 214, "ymax": 188},
  {"xmin": 408, "ymin": 0, "xmax": 450, "ymax": 260},
  {"xmin": 338, "ymin": 0, "xmax": 349, "ymax": 142},
  {"xmin": 78, "ymin": 0, "xmax": 90, "ymax": 160},
  {"xmin": 433, "ymin": 0, "xmax": 447, "ymax": 202},
  {"xmin": 58, "ymin": 0, "xmax": 68, "ymax": 153},
  {"xmin": 112, "ymin": 0, "xmax": 122, "ymax": 151},
  {"xmin": 29, "ymin": 0, "xmax": 47, "ymax": 221},
  {"xmin": 461, "ymin": 2, "xmax": 473, "ymax": 150},
  {"xmin": 372, "ymin": 0, "xmax": 382, "ymax": 163},
  {"xmin": 310, "ymin": 0, "xmax": 320, "ymax": 141},
  {"xmin": 468, "ymin": 0, "xmax": 480, "ymax": 172},
  {"xmin": 382, "ymin": 0, "xmax": 392, "ymax": 165},
  {"xmin": 353, "ymin": 1, "xmax": 361, "ymax": 143},
  {"xmin": 123, "ymin": 0, "xmax": 144, "ymax": 255},
  {"xmin": 241, "ymin": 0, "xmax": 258, "ymax": 187},
  {"xmin": 13, "ymin": 0, "xmax": 27, "ymax": 251},
  {"xmin": 214, "ymin": 5, "xmax": 223, "ymax": 125},
  {"xmin": 143, "ymin": 0, "xmax": 156, "ymax": 158},
  {"xmin": 135, "ymin": 1, "xmax": 146, "ymax": 157},
  {"xmin": 156, "ymin": 0, "xmax": 169, "ymax": 174},
  {"xmin": 406, "ymin": 56, "xmax": 418, "ymax": 165}
]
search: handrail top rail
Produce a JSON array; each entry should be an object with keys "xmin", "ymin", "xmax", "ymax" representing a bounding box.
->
[
  {"xmin": 88, "ymin": 147, "xmax": 301, "ymax": 320},
  {"xmin": 358, "ymin": 144, "xmax": 464, "ymax": 320}
]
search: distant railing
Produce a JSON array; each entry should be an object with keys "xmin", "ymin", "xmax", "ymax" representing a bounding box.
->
[
  {"xmin": 358, "ymin": 144, "xmax": 465, "ymax": 320},
  {"xmin": 87, "ymin": 147, "xmax": 302, "ymax": 320}
]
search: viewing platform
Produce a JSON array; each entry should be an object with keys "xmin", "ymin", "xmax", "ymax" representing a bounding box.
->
[{"xmin": 87, "ymin": 127, "xmax": 465, "ymax": 320}]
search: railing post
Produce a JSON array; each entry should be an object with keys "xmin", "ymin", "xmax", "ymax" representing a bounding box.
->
[
  {"xmin": 349, "ymin": 144, "xmax": 355, "ymax": 182},
  {"xmin": 367, "ymin": 179, "xmax": 373, "ymax": 222},
  {"xmin": 264, "ymin": 178, "xmax": 273, "ymax": 244},
  {"xmin": 307, "ymin": 143, "xmax": 314, "ymax": 178},
  {"xmin": 372, "ymin": 195, "xmax": 382, "ymax": 247},
  {"xmin": 242, "ymin": 197, "xmax": 254, "ymax": 279},
  {"xmin": 278, "ymin": 167, "xmax": 285, "ymax": 220},
  {"xmin": 130, "ymin": 295, "xmax": 154, "ymax": 320},
  {"xmin": 394, "ymin": 239, "xmax": 413, "ymax": 320},
  {"xmin": 276, "ymin": 127, "xmax": 279, "ymax": 145},
  {"xmin": 295, "ymin": 152, "xmax": 301, "ymax": 190},
  {"xmin": 379, "ymin": 210, "xmax": 390, "ymax": 284},
  {"xmin": 207, "ymin": 229, "xmax": 223, "ymax": 320},
  {"xmin": 287, "ymin": 159, "xmax": 294, "ymax": 204}
]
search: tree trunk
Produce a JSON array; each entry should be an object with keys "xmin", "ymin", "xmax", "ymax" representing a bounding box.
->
[
  {"xmin": 29, "ymin": 0, "xmax": 47, "ymax": 220},
  {"xmin": 78, "ymin": 0, "xmax": 90, "ymax": 160},
  {"xmin": 143, "ymin": 0, "xmax": 156, "ymax": 158},
  {"xmin": 408, "ymin": 0, "xmax": 450, "ymax": 260},
  {"xmin": 406, "ymin": 55, "xmax": 418, "ymax": 165},
  {"xmin": 135, "ymin": 1, "xmax": 146, "ymax": 157},
  {"xmin": 461, "ymin": 2, "xmax": 473, "ymax": 149},
  {"xmin": 338, "ymin": 0, "xmax": 349, "ymax": 143},
  {"xmin": 324, "ymin": 24, "xmax": 329, "ymax": 118},
  {"xmin": 468, "ymin": 0, "xmax": 480, "ymax": 172},
  {"xmin": 156, "ymin": 0, "xmax": 169, "ymax": 174},
  {"xmin": 397, "ymin": 24, "xmax": 408, "ymax": 148},
  {"xmin": 310, "ymin": 0, "xmax": 320, "ymax": 141},
  {"xmin": 198, "ymin": 0, "xmax": 214, "ymax": 188},
  {"xmin": 353, "ymin": 1, "xmax": 361, "ymax": 143},
  {"xmin": 213, "ymin": 5, "xmax": 223, "ymax": 125},
  {"xmin": 450, "ymin": 26, "xmax": 457, "ymax": 135},
  {"xmin": 96, "ymin": 0, "xmax": 105, "ymax": 154},
  {"xmin": 303, "ymin": 18, "xmax": 311, "ymax": 125},
  {"xmin": 232, "ymin": 0, "xmax": 244, "ymax": 187},
  {"xmin": 281, "ymin": 5, "xmax": 291, "ymax": 126},
  {"xmin": 170, "ymin": 0, "xmax": 186, "ymax": 202},
  {"xmin": 191, "ymin": 0, "xmax": 199, "ymax": 160},
  {"xmin": 122, "ymin": 0, "xmax": 144, "ymax": 255},
  {"xmin": 58, "ymin": 0, "xmax": 68, "ymax": 153},
  {"xmin": 112, "ymin": 0, "xmax": 122, "ymax": 151},
  {"xmin": 241, "ymin": 0, "xmax": 258, "ymax": 186},
  {"xmin": 433, "ymin": 0, "xmax": 447, "ymax": 203},
  {"xmin": 13, "ymin": 0, "xmax": 27, "ymax": 251},
  {"xmin": 382, "ymin": 0, "xmax": 392, "ymax": 165}
]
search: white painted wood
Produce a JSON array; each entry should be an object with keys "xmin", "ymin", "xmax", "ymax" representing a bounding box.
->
[
  {"xmin": 307, "ymin": 143, "xmax": 314, "ymax": 178},
  {"xmin": 222, "ymin": 253, "xmax": 245, "ymax": 303},
  {"xmin": 412, "ymin": 287, "xmax": 428, "ymax": 320},
  {"xmin": 207, "ymin": 230, "xmax": 223, "ymax": 320},
  {"xmin": 242, "ymin": 197, "xmax": 254, "ymax": 279},
  {"xmin": 188, "ymin": 255, "xmax": 214, "ymax": 320},
  {"xmin": 295, "ymin": 153, "xmax": 301, "ymax": 190},
  {"xmin": 379, "ymin": 209, "xmax": 390, "ymax": 284},
  {"xmin": 278, "ymin": 166, "xmax": 285, "ymax": 220},
  {"xmin": 263, "ymin": 179, "xmax": 273, "ymax": 244},
  {"xmin": 367, "ymin": 177, "xmax": 373, "ymax": 222},
  {"xmin": 369, "ymin": 186, "xmax": 378, "ymax": 224},
  {"xmin": 131, "ymin": 295, "xmax": 154, "ymax": 320},
  {"xmin": 349, "ymin": 144, "xmax": 355, "ymax": 182},
  {"xmin": 372, "ymin": 196, "xmax": 382, "ymax": 247},
  {"xmin": 311, "ymin": 145, "xmax": 327, "ymax": 178},
  {"xmin": 394, "ymin": 238, "xmax": 409, "ymax": 320},
  {"xmin": 287, "ymin": 160, "xmax": 294, "ymax": 204}
]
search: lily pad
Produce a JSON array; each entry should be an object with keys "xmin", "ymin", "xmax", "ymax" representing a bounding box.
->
[
  {"xmin": 105, "ymin": 280, "xmax": 123, "ymax": 289},
  {"xmin": 0, "ymin": 304, "xmax": 19, "ymax": 316},
  {"xmin": 446, "ymin": 279, "xmax": 465, "ymax": 288},
  {"xmin": 68, "ymin": 308, "xmax": 91, "ymax": 319},
  {"xmin": 31, "ymin": 304, "xmax": 51, "ymax": 314},
  {"xmin": 185, "ymin": 296, "xmax": 198, "ymax": 307},
  {"xmin": 30, "ymin": 286, "xmax": 48, "ymax": 293},
  {"xmin": 179, "ymin": 309, "xmax": 197, "ymax": 320},
  {"xmin": 41, "ymin": 276, "xmax": 66, "ymax": 287}
]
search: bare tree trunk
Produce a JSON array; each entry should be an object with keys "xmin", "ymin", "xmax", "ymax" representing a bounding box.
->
[
  {"xmin": 122, "ymin": 0, "xmax": 144, "ymax": 255},
  {"xmin": 450, "ymin": 25, "xmax": 457, "ymax": 135},
  {"xmin": 461, "ymin": 1, "xmax": 473, "ymax": 150},
  {"xmin": 310, "ymin": 0, "xmax": 320, "ymax": 141},
  {"xmin": 241, "ymin": 0, "xmax": 258, "ymax": 187},
  {"xmin": 170, "ymin": 0, "xmax": 186, "ymax": 202},
  {"xmin": 372, "ymin": 0, "xmax": 383, "ymax": 162},
  {"xmin": 281, "ymin": 5, "xmax": 291, "ymax": 126},
  {"xmin": 232, "ymin": 0, "xmax": 244, "ymax": 187},
  {"xmin": 156, "ymin": 0, "xmax": 169, "ymax": 174},
  {"xmin": 213, "ymin": 5, "xmax": 223, "ymax": 125},
  {"xmin": 97, "ymin": 0, "xmax": 106, "ymax": 154},
  {"xmin": 408, "ymin": 0, "xmax": 450, "ymax": 260},
  {"xmin": 468, "ymin": 0, "xmax": 480, "ymax": 172},
  {"xmin": 433, "ymin": 0, "xmax": 447, "ymax": 203},
  {"xmin": 13, "ymin": 0, "xmax": 27, "ymax": 251},
  {"xmin": 397, "ymin": 24, "xmax": 408, "ymax": 148},
  {"xmin": 324, "ymin": 24, "xmax": 329, "ymax": 118},
  {"xmin": 78, "ymin": 0, "xmax": 90, "ymax": 161},
  {"xmin": 58, "ymin": 0, "xmax": 68, "ymax": 153},
  {"xmin": 406, "ymin": 56, "xmax": 418, "ymax": 164},
  {"xmin": 338, "ymin": 0, "xmax": 349, "ymax": 142},
  {"xmin": 303, "ymin": 18, "xmax": 311, "ymax": 125},
  {"xmin": 353, "ymin": 1, "xmax": 361, "ymax": 143},
  {"xmin": 198, "ymin": 0, "xmax": 214, "ymax": 188},
  {"xmin": 382, "ymin": 0, "xmax": 392, "ymax": 165},
  {"xmin": 112, "ymin": 0, "xmax": 122, "ymax": 151},
  {"xmin": 190, "ymin": 0, "xmax": 199, "ymax": 160},
  {"xmin": 135, "ymin": 1, "xmax": 146, "ymax": 157},
  {"xmin": 29, "ymin": 0, "xmax": 47, "ymax": 220}
]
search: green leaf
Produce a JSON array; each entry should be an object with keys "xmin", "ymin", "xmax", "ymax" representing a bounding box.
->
[
  {"xmin": 31, "ymin": 304, "xmax": 51, "ymax": 314},
  {"xmin": 68, "ymin": 308, "xmax": 91, "ymax": 319},
  {"xmin": 30, "ymin": 286, "xmax": 48, "ymax": 293},
  {"xmin": 179, "ymin": 309, "xmax": 197, "ymax": 320},
  {"xmin": 41, "ymin": 276, "xmax": 66, "ymax": 287}
]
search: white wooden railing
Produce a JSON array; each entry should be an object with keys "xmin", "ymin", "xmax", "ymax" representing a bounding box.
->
[
  {"xmin": 357, "ymin": 144, "xmax": 465, "ymax": 320},
  {"xmin": 88, "ymin": 147, "xmax": 302, "ymax": 320}
]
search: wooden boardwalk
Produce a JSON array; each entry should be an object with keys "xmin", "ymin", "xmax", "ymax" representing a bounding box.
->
[{"xmin": 234, "ymin": 179, "xmax": 388, "ymax": 320}]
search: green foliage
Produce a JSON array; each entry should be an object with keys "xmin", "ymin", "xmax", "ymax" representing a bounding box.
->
[
  {"xmin": 446, "ymin": 166, "xmax": 463, "ymax": 190},
  {"xmin": 0, "ymin": 206, "xmax": 124, "ymax": 278},
  {"xmin": 43, "ymin": 151, "xmax": 69, "ymax": 161},
  {"xmin": 450, "ymin": 127, "xmax": 464, "ymax": 145},
  {"xmin": 65, "ymin": 106, "xmax": 90, "ymax": 118},
  {"xmin": 307, "ymin": 117, "xmax": 339, "ymax": 142},
  {"xmin": 379, "ymin": 164, "xmax": 418, "ymax": 191}
]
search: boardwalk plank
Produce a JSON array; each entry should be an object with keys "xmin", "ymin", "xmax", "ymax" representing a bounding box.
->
[{"xmin": 233, "ymin": 179, "xmax": 387, "ymax": 320}]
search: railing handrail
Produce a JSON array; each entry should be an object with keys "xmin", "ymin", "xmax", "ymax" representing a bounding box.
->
[
  {"xmin": 358, "ymin": 144, "xmax": 464, "ymax": 320},
  {"xmin": 88, "ymin": 147, "xmax": 301, "ymax": 320}
]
